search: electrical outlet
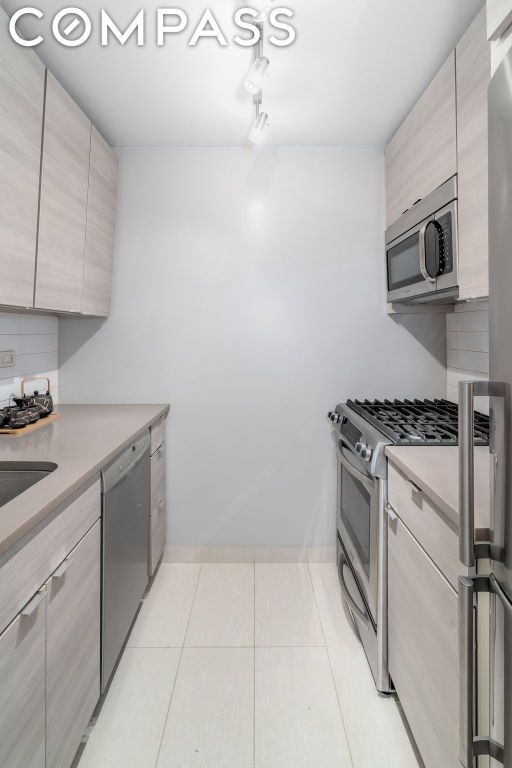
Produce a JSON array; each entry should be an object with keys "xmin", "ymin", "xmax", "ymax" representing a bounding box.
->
[{"xmin": 0, "ymin": 351, "xmax": 16, "ymax": 369}]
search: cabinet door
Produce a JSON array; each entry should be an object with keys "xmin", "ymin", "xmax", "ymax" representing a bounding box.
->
[
  {"xmin": 0, "ymin": 590, "xmax": 46, "ymax": 768},
  {"xmin": 385, "ymin": 115, "xmax": 414, "ymax": 226},
  {"xmin": 0, "ymin": 7, "xmax": 44, "ymax": 308},
  {"xmin": 35, "ymin": 72, "xmax": 91, "ymax": 313},
  {"xmin": 411, "ymin": 52, "xmax": 457, "ymax": 205},
  {"xmin": 150, "ymin": 442, "xmax": 166, "ymax": 575},
  {"xmin": 457, "ymin": 9, "xmax": 491, "ymax": 300},
  {"xmin": 46, "ymin": 521, "xmax": 101, "ymax": 768},
  {"xmin": 487, "ymin": 0, "xmax": 512, "ymax": 40},
  {"xmin": 388, "ymin": 516, "xmax": 459, "ymax": 768},
  {"xmin": 82, "ymin": 127, "xmax": 118, "ymax": 317}
]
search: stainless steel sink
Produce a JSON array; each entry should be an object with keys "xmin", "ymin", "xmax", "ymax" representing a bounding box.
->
[{"xmin": 0, "ymin": 462, "xmax": 57, "ymax": 507}]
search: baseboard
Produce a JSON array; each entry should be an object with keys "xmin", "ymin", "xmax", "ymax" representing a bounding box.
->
[{"xmin": 163, "ymin": 545, "xmax": 336, "ymax": 564}]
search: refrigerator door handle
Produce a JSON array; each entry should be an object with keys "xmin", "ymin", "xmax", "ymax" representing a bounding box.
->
[
  {"xmin": 459, "ymin": 574, "xmax": 506, "ymax": 766},
  {"xmin": 490, "ymin": 573, "xmax": 512, "ymax": 617},
  {"xmin": 459, "ymin": 576, "xmax": 475, "ymax": 768},
  {"xmin": 459, "ymin": 381, "xmax": 507, "ymax": 567}
]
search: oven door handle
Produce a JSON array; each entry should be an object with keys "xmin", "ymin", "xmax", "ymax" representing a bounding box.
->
[
  {"xmin": 338, "ymin": 554, "xmax": 372, "ymax": 628},
  {"xmin": 336, "ymin": 443, "xmax": 374, "ymax": 493}
]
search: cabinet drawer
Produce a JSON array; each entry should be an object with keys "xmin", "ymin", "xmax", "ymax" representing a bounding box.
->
[
  {"xmin": 150, "ymin": 443, "xmax": 166, "ymax": 574},
  {"xmin": 387, "ymin": 462, "xmax": 460, "ymax": 590},
  {"xmin": 150, "ymin": 414, "xmax": 166, "ymax": 455},
  {"xmin": 388, "ymin": 516, "xmax": 458, "ymax": 768},
  {"xmin": 0, "ymin": 589, "xmax": 46, "ymax": 768},
  {"xmin": 0, "ymin": 479, "xmax": 101, "ymax": 633}
]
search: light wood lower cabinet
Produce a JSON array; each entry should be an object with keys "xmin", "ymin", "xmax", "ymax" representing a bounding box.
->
[
  {"xmin": 0, "ymin": 6, "xmax": 45, "ymax": 309},
  {"xmin": 150, "ymin": 441, "xmax": 167, "ymax": 575},
  {"xmin": 0, "ymin": 589, "xmax": 46, "ymax": 768},
  {"xmin": 0, "ymin": 482, "xmax": 101, "ymax": 768},
  {"xmin": 35, "ymin": 72, "xmax": 92, "ymax": 313},
  {"xmin": 46, "ymin": 520, "xmax": 101, "ymax": 768},
  {"xmin": 388, "ymin": 515, "xmax": 459, "ymax": 768}
]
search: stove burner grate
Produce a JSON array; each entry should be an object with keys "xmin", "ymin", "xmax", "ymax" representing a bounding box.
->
[{"xmin": 346, "ymin": 398, "xmax": 489, "ymax": 446}]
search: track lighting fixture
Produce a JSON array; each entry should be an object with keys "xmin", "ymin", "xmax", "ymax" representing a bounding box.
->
[
  {"xmin": 246, "ymin": 18, "xmax": 269, "ymax": 144},
  {"xmin": 249, "ymin": 110, "xmax": 269, "ymax": 144},
  {"xmin": 245, "ymin": 56, "xmax": 269, "ymax": 96}
]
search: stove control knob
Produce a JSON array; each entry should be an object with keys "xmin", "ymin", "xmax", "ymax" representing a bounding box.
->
[
  {"xmin": 355, "ymin": 441, "xmax": 363, "ymax": 453},
  {"xmin": 360, "ymin": 446, "xmax": 373, "ymax": 462}
]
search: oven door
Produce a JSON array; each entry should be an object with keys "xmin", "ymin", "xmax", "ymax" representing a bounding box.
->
[
  {"xmin": 386, "ymin": 217, "xmax": 438, "ymax": 302},
  {"xmin": 335, "ymin": 437, "xmax": 379, "ymax": 622}
]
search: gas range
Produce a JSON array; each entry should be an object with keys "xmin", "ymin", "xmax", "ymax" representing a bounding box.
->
[
  {"xmin": 328, "ymin": 396, "xmax": 490, "ymax": 696},
  {"xmin": 329, "ymin": 398, "xmax": 489, "ymax": 447}
]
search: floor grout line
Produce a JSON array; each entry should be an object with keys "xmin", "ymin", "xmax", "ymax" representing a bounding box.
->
[
  {"xmin": 307, "ymin": 563, "xmax": 356, "ymax": 768},
  {"xmin": 152, "ymin": 562, "xmax": 203, "ymax": 768}
]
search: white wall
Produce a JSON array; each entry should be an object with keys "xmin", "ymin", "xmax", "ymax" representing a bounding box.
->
[
  {"xmin": 0, "ymin": 313, "xmax": 59, "ymax": 407},
  {"xmin": 59, "ymin": 146, "xmax": 447, "ymax": 549}
]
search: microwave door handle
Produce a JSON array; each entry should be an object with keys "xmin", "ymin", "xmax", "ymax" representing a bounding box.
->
[
  {"xmin": 419, "ymin": 221, "xmax": 436, "ymax": 283},
  {"xmin": 336, "ymin": 444, "xmax": 374, "ymax": 493}
]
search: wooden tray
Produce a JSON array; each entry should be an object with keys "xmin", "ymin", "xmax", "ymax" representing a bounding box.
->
[{"xmin": 0, "ymin": 412, "xmax": 60, "ymax": 436}]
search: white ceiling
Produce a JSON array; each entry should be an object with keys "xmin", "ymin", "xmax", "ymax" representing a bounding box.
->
[{"xmin": 2, "ymin": 0, "xmax": 484, "ymax": 147}]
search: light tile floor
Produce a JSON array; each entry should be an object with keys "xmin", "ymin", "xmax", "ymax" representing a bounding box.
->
[{"xmin": 78, "ymin": 562, "xmax": 421, "ymax": 768}]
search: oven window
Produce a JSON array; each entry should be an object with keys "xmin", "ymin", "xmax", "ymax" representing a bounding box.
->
[
  {"xmin": 340, "ymin": 466, "xmax": 371, "ymax": 578},
  {"xmin": 387, "ymin": 232, "xmax": 423, "ymax": 291}
]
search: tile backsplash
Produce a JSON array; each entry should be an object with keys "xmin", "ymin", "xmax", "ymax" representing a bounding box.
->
[
  {"xmin": 0, "ymin": 313, "xmax": 58, "ymax": 409},
  {"xmin": 446, "ymin": 301, "xmax": 489, "ymax": 414}
]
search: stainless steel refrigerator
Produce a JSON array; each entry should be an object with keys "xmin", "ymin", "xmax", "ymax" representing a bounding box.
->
[{"xmin": 457, "ymin": 46, "xmax": 512, "ymax": 768}]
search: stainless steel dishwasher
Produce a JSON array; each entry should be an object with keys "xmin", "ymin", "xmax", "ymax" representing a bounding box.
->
[{"xmin": 101, "ymin": 431, "xmax": 150, "ymax": 691}]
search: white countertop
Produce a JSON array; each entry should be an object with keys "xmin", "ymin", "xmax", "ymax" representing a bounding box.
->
[{"xmin": 385, "ymin": 445, "xmax": 491, "ymax": 536}]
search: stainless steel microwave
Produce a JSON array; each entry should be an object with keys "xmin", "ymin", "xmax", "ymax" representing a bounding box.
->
[{"xmin": 386, "ymin": 176, "xmax": 459, "ymax": 304}]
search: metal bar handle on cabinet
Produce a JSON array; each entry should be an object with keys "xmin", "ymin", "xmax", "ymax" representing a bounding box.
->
[
  {"xmin": 52, "ymin": 557, "xmax": 72, "ymax": 580},
  {"xmin": 21, "ymin": 588, "xmax": 47, "ymax": 617},
  {"xmin": 459, "ymin": 381, "xmax": 507, "ymax": 567},
  {"xmin": 458, "ymin": 576, "xmax": 474, "ymax": 768}
]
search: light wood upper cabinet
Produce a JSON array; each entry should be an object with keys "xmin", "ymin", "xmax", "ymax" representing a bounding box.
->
[
  {"xmin": 46, "ymin": 520, "xmax": 101, "ymax": 768},
  {"xmin": 385, "ymin": 53, "xmax": 457, "ymax": 226},
  {"xmin": 0, "ymin": 591, "xmax": 47, "ymax": 768},
  {"xmin": 487, "ymin": 0, "xmax": 512, "ymax": 40},
  {"xmin": 385, "ymin": 116, "xmax": 414, "ymax": 226},
  {"xmin": 0, "ymin": 7, "xmax": 45, "ymax": 309},
  {"xmin": 35, "ymin": 72, "xmax": 92, "ymax": 313},
  {"xmin": 388, "ymin": 515, "xmax": 459, "ymax": 768},
  {"xmin": 82, "ymin": 127, "xmax": 118, "ymax": 317},
  {"xmin": 457, "ymin": 9, "xmax": 491, "ymax": 300},
  {"xmin": 410, "ymin": 52, "xmax": 457, "ymax": 206}
]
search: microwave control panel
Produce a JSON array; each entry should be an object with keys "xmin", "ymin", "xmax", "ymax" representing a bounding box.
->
[{"xmin": 436, "ymin": 211, "xmax": 453, "ymax": 275}]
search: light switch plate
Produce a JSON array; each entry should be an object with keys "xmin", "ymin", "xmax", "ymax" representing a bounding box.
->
[{"xmin": 0, "ymin": 351, "xmax": 16, "ymax": 369}]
